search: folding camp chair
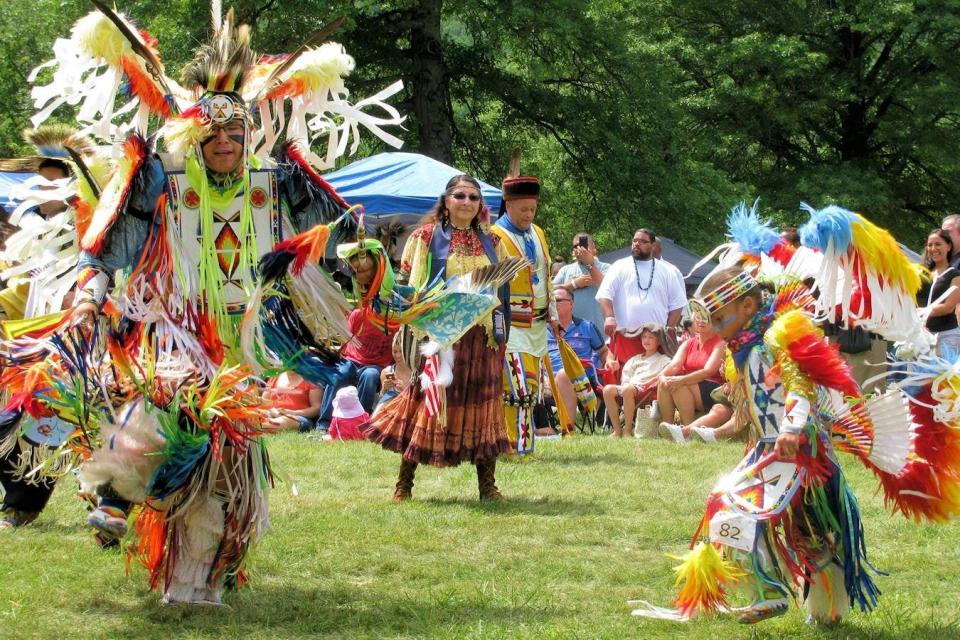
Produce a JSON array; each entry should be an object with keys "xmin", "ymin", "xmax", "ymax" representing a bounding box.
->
[{"xmin": 574, "ymin": 360, "xmax": 609, "ymax": 434}]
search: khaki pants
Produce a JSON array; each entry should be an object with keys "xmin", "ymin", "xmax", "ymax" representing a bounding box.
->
[{"xmin": 839, "ymin": 338, "xmax": 888, "ymax": 394}]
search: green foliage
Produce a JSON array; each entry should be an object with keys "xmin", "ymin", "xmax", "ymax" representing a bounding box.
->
[
  {"xmin": 0, "ymin": 1, "xmax": 88, "ymax": 157},
  {"xmin": 654, "ymin": 0, "xmax": 960, "ymax": 248},
  {"xmin": 1, "ymin": 0, "xmax": 956, "ymax": 255},
  {"xmin": 1, "ymin": 434, "xmax": 959, "ymax": 638}
]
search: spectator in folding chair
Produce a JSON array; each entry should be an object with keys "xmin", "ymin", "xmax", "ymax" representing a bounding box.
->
[
  {"xmin": 602, "ymin": 325, "xmax": 670, "ymax": 437},
  {"xmin": 545, "ymin": 288, "xmax": 609, "ymax": 435},
  {"xmin": 654, "ymin": 311, "xmax": 725, "ymax": 438}
]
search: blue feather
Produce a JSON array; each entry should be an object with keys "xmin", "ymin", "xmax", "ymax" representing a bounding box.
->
[
  {"xmin": 727, "ymin": 200, "xmax": 780, "ymax": 255},
  {"xmin": 34, "ymin": 145, "xmax": 71, "ymax": 159},
  {"xmin": 798, "ymin": 203, "xmax": 857, "ymax": 253}
]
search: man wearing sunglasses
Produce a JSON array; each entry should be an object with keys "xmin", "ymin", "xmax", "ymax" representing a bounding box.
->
[{"xmin": 492, "ymin": 173, "xmax": 560, "ymax": 455}]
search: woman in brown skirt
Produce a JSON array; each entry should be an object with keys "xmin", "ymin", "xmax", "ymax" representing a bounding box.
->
[{"xmin": 363, "ymin": 174, "xmax": 511, "ymax": 501}]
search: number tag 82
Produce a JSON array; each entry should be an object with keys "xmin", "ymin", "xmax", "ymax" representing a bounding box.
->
[{"xmin": 708, "ymin": 512, "xmax": 757, "ymax": 553}]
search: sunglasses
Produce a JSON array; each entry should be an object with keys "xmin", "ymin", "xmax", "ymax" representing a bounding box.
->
[
  {"xmin": 449, "ymin": 192, "xmax": 481, "ymax": 202},
  {"xmin": 201, "ymin": 124, "xmax": 245, "ymax": 146}
]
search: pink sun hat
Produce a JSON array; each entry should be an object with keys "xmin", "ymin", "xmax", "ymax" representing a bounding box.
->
[{"xmin": 328, "ymin": 386, "xmax": 369, "ymax": 441}]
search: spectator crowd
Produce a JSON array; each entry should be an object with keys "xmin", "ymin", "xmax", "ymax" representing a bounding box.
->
[
  {"xmin": 289, "ymin": 212, "xmax": 952, "ymax": 447},
  {"xmin": 2, "ymin": 157, "xmax": 954, "ymax": 451},
  {"xmin": 171, "ymin": 214, "xmax": 960, "ymax": 445}
]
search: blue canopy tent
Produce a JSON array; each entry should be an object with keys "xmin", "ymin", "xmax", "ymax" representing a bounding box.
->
[
  {"xmin": 323, "ymin": 152, "xmax": 502, "ymax": 223},
  {"xmin": 0, "ymin": 171, "xmax": 32, "ymax": 213}
]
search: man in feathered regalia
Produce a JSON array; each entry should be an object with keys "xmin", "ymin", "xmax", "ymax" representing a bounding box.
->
[{"xmin": 2, "ymin": 2, "xmax": 403, "ymax": 605}]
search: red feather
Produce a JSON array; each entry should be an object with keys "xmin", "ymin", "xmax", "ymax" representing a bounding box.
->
[
  {"xmin": 786, "ymin": 333, "xmax": 860, "ymax": 397},
  {"xmin": 128, "ymin": 506, "xmax": 168, "ymax": 591},
  {"xmin": 910, "ymin": 389, "xmax": 960, "ymax": 470},
  {"xmin": 73, "ymin": 197, "xmax": 93, "ymax": 246},
  {"xmin": 192, "ymin": 308, "xmax": 225, "ymax": 366},
  {"xmin": 768, "ymin": 241, "xmax": 796, "ymax": 267},
  {"xmin": 121, "ymin": 57, "xmax": 172, "ymax": 117},
  {"xmin": 265, "ymin": 77, "xmax": 308, "ymax": 101},
  {"xmin": 272, "ymin": 224, "xmax": 330, "ymax": 275}
]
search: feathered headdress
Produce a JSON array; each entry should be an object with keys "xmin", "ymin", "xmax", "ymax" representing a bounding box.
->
[
  {"xmin": 0, "ymin": 125, "xmax": 95, "ymax": 174},
  {"xmin": 181, "ymin": 8, "xmax": 255, "ymax": 97},
  {"xmin": 29, "ymin": 2, "xmax": 404, "ymax": 167},
  {"xmin": 160, "ymin": 7, "xmax": 255, "ymax": 161}
]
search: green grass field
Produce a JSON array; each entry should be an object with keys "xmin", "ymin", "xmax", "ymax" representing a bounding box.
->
[{"xmin": 1, "ymin": 433, "xmax": 958, "ymax": 639}]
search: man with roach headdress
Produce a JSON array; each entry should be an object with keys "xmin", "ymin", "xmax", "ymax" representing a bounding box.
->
[{"xmin": 4, "ymin": 2, "xmax": 404, "ymax": 605}]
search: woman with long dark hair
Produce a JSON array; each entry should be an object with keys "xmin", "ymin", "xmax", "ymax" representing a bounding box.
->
[
  {"xmin": 919, "ymin": 228, "xmax": 960, "ymax": 359},
  {"xmin": 364, "ymin": 174, "xmax": 511, "ymax": 501}
]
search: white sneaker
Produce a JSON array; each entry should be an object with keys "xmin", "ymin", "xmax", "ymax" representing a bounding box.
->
[
  {"xmin": 658, "ymin": 422, "xmax": 687, "ymax": 444},
  {"xmin": 648, "ymin": 401, "xmax": 661, "ymax": 422},
  {"xmin": 691, "ymin": 426, "xmax": 717, "ymax": 443}
]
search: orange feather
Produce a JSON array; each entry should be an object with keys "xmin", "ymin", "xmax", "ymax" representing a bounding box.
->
[{"xmin": 121, "ymin": 57, "xmax": 172, "ymax": 117}]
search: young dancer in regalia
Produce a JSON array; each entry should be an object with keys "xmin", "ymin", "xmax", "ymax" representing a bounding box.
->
[
  {"xmin": 0, "ymin": 126, "xmax": 101, "ymax": 529},
  {"xmin": 633, "ymin": 203, "xmax": 960, "ymax": 625}
]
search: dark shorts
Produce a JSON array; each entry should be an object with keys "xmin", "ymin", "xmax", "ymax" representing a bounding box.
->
[
  {"xmin": 698, "ymin": 380, "xmax": 721, "ymax": 410},
  {"xmin": 709, "ymin": 384, "xmax": 732, "ymax": 408}
]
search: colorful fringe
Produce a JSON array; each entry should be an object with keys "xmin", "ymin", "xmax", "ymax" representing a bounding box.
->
[
  {"xmin": 671, "ymin": 542, "xmax": 744, "ymax": 617},
  {"xmin": 700, "ymin": 435, "xmax": 881, "ymax": 615},
  {"xmin": 798, "ymin": 204, "xmax": 925, "ymax": 349}
]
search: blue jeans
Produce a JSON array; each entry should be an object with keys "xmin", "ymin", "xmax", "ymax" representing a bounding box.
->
[{"xmin": 317, "ymin": 359, "xmax": 382, "ymax": 428}]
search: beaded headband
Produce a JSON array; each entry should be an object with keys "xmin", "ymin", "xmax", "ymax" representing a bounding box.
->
[{"xmin": 689, "ymin": 270, "xmax": 757, "ymax": 319}]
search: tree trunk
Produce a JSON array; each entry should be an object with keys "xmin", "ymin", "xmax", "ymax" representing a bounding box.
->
[
  {"xmin": 837, "ymin": 25, "xmax": 871, "ymax": 161},
  {"xmin": 409, "ymin": 0, "xmax": 452, "ymax": 163}
]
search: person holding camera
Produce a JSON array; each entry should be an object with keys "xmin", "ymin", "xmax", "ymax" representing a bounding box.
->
[{"xmin": 552, "ymin": 232, "xmax": 610, "ymax": 330}]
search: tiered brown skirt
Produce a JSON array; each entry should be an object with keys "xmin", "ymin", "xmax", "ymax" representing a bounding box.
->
[{"xmin": 363, "ymin": 326, "xmax": 509, "ymax": 467}]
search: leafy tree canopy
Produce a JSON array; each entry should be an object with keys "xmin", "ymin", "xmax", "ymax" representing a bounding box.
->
[{"xmin": 0, "ymin": 0, "xmax": 956, "ymax": 256}]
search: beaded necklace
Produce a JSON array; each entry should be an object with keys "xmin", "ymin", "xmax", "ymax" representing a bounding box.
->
[
  {"xmin": 633, "ymin": 258, "xmax": 656, "ymax": 292},
  {"xmin": 727, "ymin": 297, "xmax": 775, "ymax": 368}
]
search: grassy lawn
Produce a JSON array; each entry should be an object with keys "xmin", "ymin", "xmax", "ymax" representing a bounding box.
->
[{"xmin": 1, "ymin": 433, "xmax": 958, "ymax": 639}]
